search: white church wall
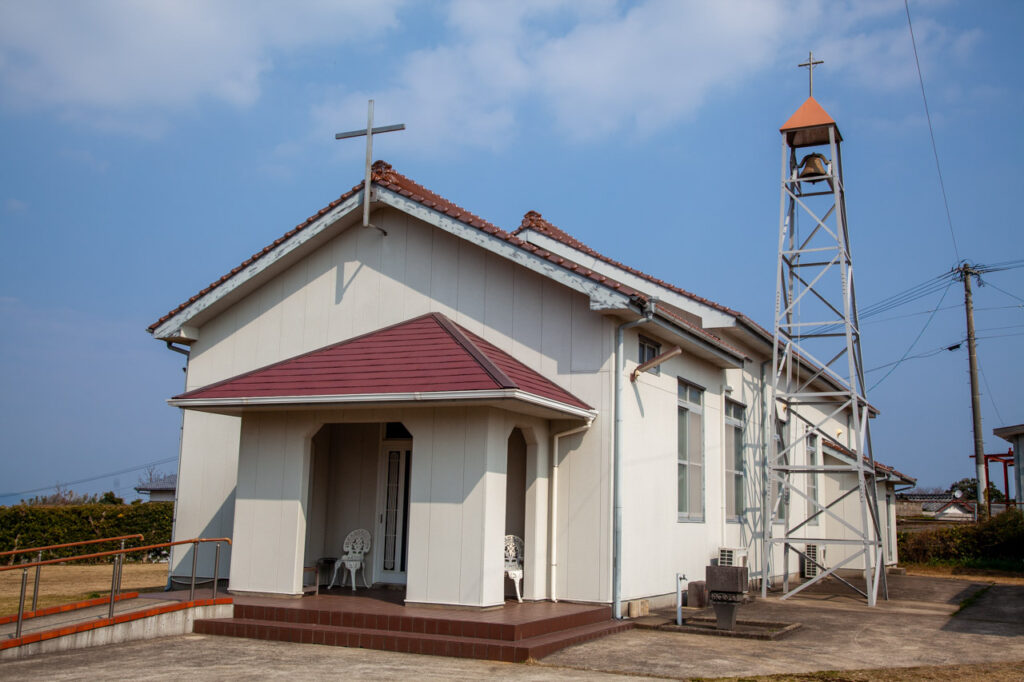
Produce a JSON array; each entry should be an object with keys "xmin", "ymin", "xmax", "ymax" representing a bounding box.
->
[{"xmin": 175, "ymin": 206, "xmax": 614, "ymax": 598}]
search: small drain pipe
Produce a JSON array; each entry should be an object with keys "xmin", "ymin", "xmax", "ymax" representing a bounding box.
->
[
  {"xmin": 549, "ymin": 419, "xmax": 593, "ymax": 603},
  {"xmin": 613, "ymin": 302, "xmax": 656, "ymax": 619}
]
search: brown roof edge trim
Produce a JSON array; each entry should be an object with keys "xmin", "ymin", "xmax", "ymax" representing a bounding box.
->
[{"xmin": 431, "ymin": 313, "xmax": 517, "ymax": 389}]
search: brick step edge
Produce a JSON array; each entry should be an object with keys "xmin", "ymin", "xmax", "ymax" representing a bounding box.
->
[
  {"xmin": 232, "ymin": 604, "xmax": 612, "ymax": 641},
  {"xmin": 195, "ymin": 617, "xmax": 633, "ymax": 663}
]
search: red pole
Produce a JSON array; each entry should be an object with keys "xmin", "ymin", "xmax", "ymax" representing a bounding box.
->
[{"xmin": 1003, "ymin": 454, "xmax": 1010, "ymax": 508}]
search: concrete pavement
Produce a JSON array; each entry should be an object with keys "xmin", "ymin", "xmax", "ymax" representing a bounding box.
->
[{"xmin": 1, "ymin": 574, "xmax": 1021, "ymax": 680}]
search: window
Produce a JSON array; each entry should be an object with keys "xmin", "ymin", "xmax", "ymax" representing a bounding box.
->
[
  {"xmin": 724, "ymin": 400, "xmax": 745, "ymax": 521},
  {"xmin": 639, "ymin": 336, "xmax": 661, "ymax": 375},
  {"xmin": 806, "ymin": 433, "xmax": 819, "ymax": 525},
  {"xmin": 773, "ymin": 418, "xmax": 789, "ymax": 523},
  {"xmin": 677, "ymin": 380, "xmax": 704, "ymax": 521}
]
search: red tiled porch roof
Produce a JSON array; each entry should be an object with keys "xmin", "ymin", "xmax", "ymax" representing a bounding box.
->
[{"xmin": 172, "ymin": 313, "xmax": 592, "ymax": 414}]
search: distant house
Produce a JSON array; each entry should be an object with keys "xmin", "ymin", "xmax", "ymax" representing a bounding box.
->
[
  {"xmin": 135, "ymin": 474, "xmax": 177, "ymax": 503},
  {"xmin": 896, "ymin": 493, "xmax": 951, "ymax": 517}
]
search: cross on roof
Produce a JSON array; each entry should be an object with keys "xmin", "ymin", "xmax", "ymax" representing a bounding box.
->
[
  {"xmin": 335, "ymin": 100, "xmax": 405, "ymax": 231},
  {"xmin": 798, "ymin": 51, "xmax": 824, "ymax": 97}
]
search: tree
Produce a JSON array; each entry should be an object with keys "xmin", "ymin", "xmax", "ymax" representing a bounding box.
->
[
  {"xmin": 21, "ymin": 485, "xmax": 98, "ymax": 506},
  {"xmin": 98, "ymin": 491, "xmax": 124, "ymax": 505},
  {"xmin": 948, "ymin": 477, "xmax": 1005, "ymax": 503}
]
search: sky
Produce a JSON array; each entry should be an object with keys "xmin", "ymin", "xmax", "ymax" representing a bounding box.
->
[{"xmin": 1, "ymin": 0, "xmax": 1022, "ymax": 504}]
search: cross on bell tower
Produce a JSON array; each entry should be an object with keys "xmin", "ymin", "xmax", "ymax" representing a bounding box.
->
[{"xmin": 798, "ymin": 51, "xmax": 824, "ymax": 97}]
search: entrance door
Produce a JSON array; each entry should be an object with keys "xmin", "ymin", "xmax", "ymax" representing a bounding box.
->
[{"xmin": 375, "ymin": 444, "xmax": 411, "ymax": 584}]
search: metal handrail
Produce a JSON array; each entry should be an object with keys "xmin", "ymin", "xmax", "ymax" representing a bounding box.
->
[
  {"xmin": 2, "ymin": 534, "xmax": 146, "ymax": 615},
  {"xmin": 0, "ymin": 534, "xmax": 145, "ymax": 559},
  {"xmin": 3, "ymin": 537, "xmax": 231, "ymax": 642}
]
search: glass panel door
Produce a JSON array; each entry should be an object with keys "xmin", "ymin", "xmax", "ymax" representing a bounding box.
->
[{"xmin": 376, "ymin": 445, "xmax": 410, "ymax": 584}]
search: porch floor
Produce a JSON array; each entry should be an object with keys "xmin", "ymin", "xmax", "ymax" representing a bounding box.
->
[{"xmin": 194, "ymin": 587, "xmax": 631, "ymax": 662}]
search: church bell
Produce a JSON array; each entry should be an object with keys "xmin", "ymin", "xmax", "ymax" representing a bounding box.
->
[{"xmin": 797, "ymin": 152, "xmax": 829, "ymax": 182}]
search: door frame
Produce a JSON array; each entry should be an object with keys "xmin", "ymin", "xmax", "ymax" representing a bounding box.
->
[{"xmin": 374, "ymin": 440, "xmax": 412, "ymax": 585}]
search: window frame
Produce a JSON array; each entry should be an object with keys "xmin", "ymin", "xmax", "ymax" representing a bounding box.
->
[
  {"xmin": 677, "ymin": 379, "xmax": 705, "ymax": 522},
  {"xmin": 639, "ymin": 335, "xmax": 662, "ymax": 376},
  {"xmin": 724, "ymin": 399, "xmax": 746, "ymax": 522},
  {"xmin": 805, "ymin": 431, "xmax": 820, "ymax": 526},
  {"xmin": 773, "ymin": 417, "xmax": 790, "ymax": 524}
]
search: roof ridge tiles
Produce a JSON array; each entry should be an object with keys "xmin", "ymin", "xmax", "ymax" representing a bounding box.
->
[{"xmin": 511, "ymin": 210, "xmax": 742, "ymax": 318}]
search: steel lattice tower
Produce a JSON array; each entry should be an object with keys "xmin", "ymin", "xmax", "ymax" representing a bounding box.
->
[{"xmin": 762, "ymin": 91, "xmax": 886, "ymax": 606}]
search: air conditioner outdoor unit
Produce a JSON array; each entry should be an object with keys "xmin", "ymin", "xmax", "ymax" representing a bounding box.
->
[
  {"xmin": 718, "ymin": 547, "xmax": 748, "ymax": 567},
  {"xmin": 800, "ymin": 544, "xmax": 821, "ymax": 578}
]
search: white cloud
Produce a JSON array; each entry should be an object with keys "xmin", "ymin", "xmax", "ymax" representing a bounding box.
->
[
  {"xmin": 313, "ymin": 0, "xmax": 981, "ymax": 155},
  {"xmin": 4, "ymin": 198, "xmax": 27, "ymax": 213},
  {"xmin": 0, "ymin": 1, "xmax": 402, "ymax": 125}
]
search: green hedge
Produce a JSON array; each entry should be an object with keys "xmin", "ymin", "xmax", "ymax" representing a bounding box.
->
[
  {"xmin": 898, "ymin": 509, "xmax": 1024, "ymax": 567},
  {"xmin": 0, "ymin": 502, "xmax": 173, "ymax": 564}
]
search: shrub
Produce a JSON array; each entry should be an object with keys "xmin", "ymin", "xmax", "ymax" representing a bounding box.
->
[
  {"xmin": 0, "ymin": 502, "xmax": 173, "ymax": 564},
  {"xmin": 898, "ymin": 509, "xmax": 1024, "ymax": 568}
]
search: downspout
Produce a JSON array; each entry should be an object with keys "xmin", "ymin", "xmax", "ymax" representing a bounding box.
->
[
  {"xmin": 549, "ymin": 419, "xmax": 593, "ymax": 603},
  {"xmin": 759, "ymin": 359, "xmax": 770, "ymax": 596},
  {"xmin": 613, "ymin": 301, "xmax": 655, "ymax": 620},
  {"xmin": 164, "ymin": 340, "xmax": 190, "ymax": 590}
]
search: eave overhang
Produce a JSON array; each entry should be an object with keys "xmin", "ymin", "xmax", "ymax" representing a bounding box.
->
[{"xmin": 169, "ymin": 389, "xmax": 596, "ymax": 421}]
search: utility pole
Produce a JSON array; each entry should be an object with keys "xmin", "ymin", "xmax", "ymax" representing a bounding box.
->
[{"xmin": 958, "ymin": 263, "xmax": 989, "ymax": 519}]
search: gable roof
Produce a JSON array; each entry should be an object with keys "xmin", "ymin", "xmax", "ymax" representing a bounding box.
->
[
  {"xmin": 148, "ymin": 162, "xmax": 645, "ymax": 335},
  {"xmin": 148, "ymin": 161, "xmax": 745, "ymax": 366},
  {"xmin": 169, "ymin": 313, "xmax": 594, "ymax": 418}
]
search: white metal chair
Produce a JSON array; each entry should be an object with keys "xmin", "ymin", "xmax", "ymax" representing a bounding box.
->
[
  {"xmin": 504, "ymin": 534, "xmax": 524, "ymax": 603},
  {"xmin": 329, "ymin": 529, "xmax": 372, "ymax": 591}
]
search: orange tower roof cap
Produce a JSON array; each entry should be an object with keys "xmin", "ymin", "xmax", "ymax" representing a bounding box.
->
[{"xmin": 780, "ymin": 96, "xmax": 841, "ymax": 146}]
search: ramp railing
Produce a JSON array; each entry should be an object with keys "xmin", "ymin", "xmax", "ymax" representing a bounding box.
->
[{"xmin": 1, "ymin": 537, "xmax": 230, "ymax": 641}]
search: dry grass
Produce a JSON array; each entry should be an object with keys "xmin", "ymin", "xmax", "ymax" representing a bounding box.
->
[
  {"xmin": 0, "ymin": 563, "xmax": 168, "ymax": 615},
  {"xmin": 703, "ymin": 660, "xmax": 1024, "ymax": 681},
  {"xmin": 902, "ymin": 563, "xmax": 1024, "ymax": 585}
]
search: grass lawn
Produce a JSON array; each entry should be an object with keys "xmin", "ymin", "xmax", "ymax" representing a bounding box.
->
[{"xmin": 0, "ymin": 562, "xmax": 168, "ymax": 615}]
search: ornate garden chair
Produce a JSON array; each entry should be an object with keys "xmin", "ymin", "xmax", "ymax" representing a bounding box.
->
[
  {"xmin": 329, "ymin": 529, "xmax": 372, "ymax": 591},
  {"xmin": 504, "ymin": 534, "xmax": 524, "ymax": 603}
]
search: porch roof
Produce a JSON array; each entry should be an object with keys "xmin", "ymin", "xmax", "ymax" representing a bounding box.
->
[{"xmin": 169, "ymin": 313, "xmax": 595, "ymax": 420}]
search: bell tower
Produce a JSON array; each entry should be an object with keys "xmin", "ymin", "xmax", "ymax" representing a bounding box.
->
[{"xmin": 763, "ymin": 72, "xmax": 886, "ymax": 605}]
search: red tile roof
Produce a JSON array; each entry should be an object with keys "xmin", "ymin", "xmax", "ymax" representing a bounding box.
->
[
  {"xmin": 173, "ymin": 312, "xmax": 592, "ymax": 412},
  {"xmin": 148, "ymin": 162, "xmax": 646, "ymax": 333},
  {"xmin": 822, "ymin": 439, "xmax": 915, "ymax": 485},
  {"xmin": 513, "ymin": 211, "xmax": 742, "ymax": 319}
]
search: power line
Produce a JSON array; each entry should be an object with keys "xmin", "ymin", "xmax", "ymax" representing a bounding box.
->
[
  {"xmin": 982, "ymin": 280, "xmax": 1024, "ymax": 305},
  {"xmin": 864, "ymin": 342, "xmax": 957, "ymax": 374},
  {"xmin": 976, "ymin": 331, "xmax": 1024, "ymax": 341},
  {"xmin": 0, "ymin": 456, "xmax": 178, "ymax": 500},
  {"xmin": 905, "ymin": 0, "xmax": 961, "ymax": 263},
  {"xmin": 978, "ymin": 362, "xmax": 1004, "ymax": 424},
  {"xmin": 869, "ymin": 278, "xmax": 956, "ymax": 390},
  {"xmin": 862, "ymin": 303, "xmax": 1019, "ymax": 326}
]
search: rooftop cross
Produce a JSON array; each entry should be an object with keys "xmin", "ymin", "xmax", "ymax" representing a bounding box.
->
[
  {"xmin": 798, "ymin": 51, "xmax": 824, "ymax": 97},
  {"xmin": 335, "ymin": 100, "xmax": 405, "ymax": 231}
]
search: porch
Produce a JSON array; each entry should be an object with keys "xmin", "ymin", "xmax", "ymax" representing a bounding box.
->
[{"xmin": 194, "ymin": 588, "xmax": 630, "ymax": 662}]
